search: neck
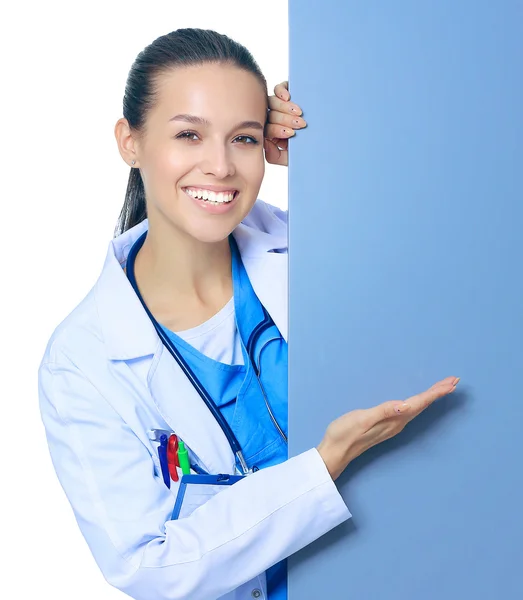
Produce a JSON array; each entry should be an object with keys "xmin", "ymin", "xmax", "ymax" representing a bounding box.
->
[{"xmin": 133, "ymin": 219, "xmax": 233, "ymax": 328}]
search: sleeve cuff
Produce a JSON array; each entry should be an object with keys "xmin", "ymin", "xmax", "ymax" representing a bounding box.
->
[{"xmin": 289, "ymin": 447, "xmax": 352, "ymax": 523}]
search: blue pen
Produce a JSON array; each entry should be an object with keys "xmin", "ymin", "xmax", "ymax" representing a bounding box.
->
[{"xmin": 158, "ymin": 434, "xmax": 171, "ymax": 489}]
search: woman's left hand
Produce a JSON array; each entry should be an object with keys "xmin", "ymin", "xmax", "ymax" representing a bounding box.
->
[{"xmin": 264, "ymin": 81, "xmax": 307, "ymax": 166}]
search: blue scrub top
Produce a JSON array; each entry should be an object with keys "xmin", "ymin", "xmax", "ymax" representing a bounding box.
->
[{"xmin": 160, "ymin": 236, "xmax": 289, "ymax": 599}]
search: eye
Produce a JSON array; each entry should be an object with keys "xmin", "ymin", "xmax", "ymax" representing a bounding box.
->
[
  {"xmin": 175, "ymin": 131, "xmax": 259, "ymax": 145},
  {"xmin": 176, "ymin": 130, "xmax": 199, "ymax": 141},
  {"xmin": 234, "ymin": 135, "xmax": 259, "ymax": 145}
]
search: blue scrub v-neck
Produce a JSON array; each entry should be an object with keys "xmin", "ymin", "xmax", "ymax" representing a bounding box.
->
[{"xmin": 159, "ymin": 236, "xmax": 288, "ymax": 599}]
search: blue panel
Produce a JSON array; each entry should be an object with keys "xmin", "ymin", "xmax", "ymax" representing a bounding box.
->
[{"xmin": 288, "ymin": 2, "xmax": 523, "ymax": 598}]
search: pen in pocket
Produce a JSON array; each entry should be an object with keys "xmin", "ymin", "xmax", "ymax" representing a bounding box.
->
[
  {"xmin": 158, "ymin": 434, "xmax": 171, "ymax": 489},
  {"xmin": 177, "ymin": 440, "xmax": 191, "ymax": 475},
  {"xmin": 167, "ymin": 434, "xmax": 179, "ymax": 482},
  {"xmin": 149, "ymin": 428, "xmax": 208, "ymax": 483}
]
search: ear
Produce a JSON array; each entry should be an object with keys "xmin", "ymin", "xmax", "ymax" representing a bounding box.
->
[{"xmin": 114, "ymin": 118, "xmax": 140, "ymax": 168}]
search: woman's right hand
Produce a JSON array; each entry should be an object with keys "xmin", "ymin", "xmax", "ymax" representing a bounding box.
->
[{"xmin": 317, "ymin": 376, "xmax": 460, "ymax": 481}]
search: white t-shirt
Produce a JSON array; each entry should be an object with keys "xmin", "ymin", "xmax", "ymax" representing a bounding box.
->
[{"xmin": 174, "ymin": 297, "xmax": 244, "ymax": 366}]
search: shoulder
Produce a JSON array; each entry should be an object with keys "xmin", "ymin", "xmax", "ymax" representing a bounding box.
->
[
  {"xmin": 40, "ymin": 218, "xmax": 153, "ymax": 370},
  {"xmin": 234, "ymin": 200, "xmax": 288, "ymax": 256},
  {"xmin": 39, "ymin": 287, "xmax": 105, "ymax": 369},
  {"xmin": 242, "ymin": 199, "xmax": 288, "ymax": 231}
]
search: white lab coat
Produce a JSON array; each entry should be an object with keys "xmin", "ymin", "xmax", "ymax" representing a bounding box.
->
[{"xmin": 38, "ymin": 200, "xmax": 351, "ymax": 600}]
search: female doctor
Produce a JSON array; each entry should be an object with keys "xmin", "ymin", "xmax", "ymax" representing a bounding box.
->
[{"xmin": 38, "ymin": 28, "xmax": 459, "ymax": 600}]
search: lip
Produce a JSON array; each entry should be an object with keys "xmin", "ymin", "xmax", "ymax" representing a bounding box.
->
[
  {"xmin": 182, "ymin": 185, "xmax": 239, "ymax": 193},
  {"xmin": 182, "ymin": 188, "xmax": 240, "ymax": 215}
]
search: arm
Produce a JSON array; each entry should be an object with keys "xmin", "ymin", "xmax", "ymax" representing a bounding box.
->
[{"xmin": 39, "ymin": 358, "xmax": 351, "ymax": 600}]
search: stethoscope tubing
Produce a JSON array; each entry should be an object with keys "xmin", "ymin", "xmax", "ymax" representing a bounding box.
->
[{"xmin": 125, "ymin": 231, "xmax": 249, "ymax": 474}]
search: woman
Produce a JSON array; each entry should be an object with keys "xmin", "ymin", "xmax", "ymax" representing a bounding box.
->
[{"xmin": 39, "ymin": 28, "xmax": 459, "ymax": 600}]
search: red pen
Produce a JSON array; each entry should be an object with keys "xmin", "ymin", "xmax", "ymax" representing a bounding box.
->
[{"xmin": 167, "ymin": 434, "xmax": 179, "ymax": 482}]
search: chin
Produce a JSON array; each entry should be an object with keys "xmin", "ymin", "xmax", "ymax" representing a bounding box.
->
[
  {"xmin": 184, "ymin": 202, "xmax": 256, "ymax": 244},
  {"xmin": 184, "ymin": 221, "xmax": 238, "ymax": 245}
]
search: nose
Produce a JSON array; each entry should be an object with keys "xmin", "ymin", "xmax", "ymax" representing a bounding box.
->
[{"xmin": 200, "ymin": 140, "xmax": 236, "ymax": 179}]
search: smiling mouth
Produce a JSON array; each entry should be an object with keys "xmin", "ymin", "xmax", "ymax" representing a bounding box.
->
[{"xmin": 183, "ymin": 187, "xmax": 239, "ymax": 205}]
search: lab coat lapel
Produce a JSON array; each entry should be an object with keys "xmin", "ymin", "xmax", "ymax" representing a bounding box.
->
[
  {"xmin": 148, "ymin": 349, "xmax": 236, "ymax": 474},
  {"xmin": 146, "ymin": 252, "xmax": 288, "ymax": 476},
  {"xmin": 232, "ymin": 207, "xmax": 289, "ymax": 341},
  {"xmin": 99, "ymin": 202, "xmax": 288, "ymax": 476},
  {"xmin": 241, "ymin": 253, "xmax": 288, "ymax": 342}
]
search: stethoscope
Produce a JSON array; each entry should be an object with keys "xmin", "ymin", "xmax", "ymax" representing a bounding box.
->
[{"xmin": 126, "ymin": 231, "xmax": 266, "ymax": 476}]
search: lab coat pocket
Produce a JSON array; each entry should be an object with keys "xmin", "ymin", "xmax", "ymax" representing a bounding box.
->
[
  {"xmin": 147, "ymin": 428, "xmax": 209, "ymax": 495},
  {"xmin": 171, "ymin": 474, "xmax": 245, "ymax": 520}
]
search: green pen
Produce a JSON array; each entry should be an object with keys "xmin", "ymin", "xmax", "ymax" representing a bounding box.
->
[{"xmin": 177, "ymin": 440, "xmax": 191, "ymax": 475}]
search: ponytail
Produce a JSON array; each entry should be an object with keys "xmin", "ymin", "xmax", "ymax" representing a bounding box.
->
[
  {"xmin": 114, "ymin": 167, "xmax": 147, "ymax": 237},
  {"xmin": 114, "ymin": 28, "xmax": 268, "ymax": 237}
]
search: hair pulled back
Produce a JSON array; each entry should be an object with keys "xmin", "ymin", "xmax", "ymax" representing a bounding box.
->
[{"xmin": 115, "ymin": 28, "xmax": 268, "ymax": 236}]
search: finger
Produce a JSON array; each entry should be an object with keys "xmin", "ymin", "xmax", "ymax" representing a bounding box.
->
[
  {"xmin": 274, "ymin": 81, "xmax": 289, "ymax": 100},
  {"xmin": 364, "ymin": 376, "xmax": 460, "ymax": 426},
  {"xmin": 265, "ymin": 123, "xmax": 296, "ymax": 141},
  {"xmin": 264, "ymin": 138, "xmax": 288, "ymax": 166},
  {"xmin": 406, "ymin": 377, "xmax": 460, "ymax": 413},
  {"xmin": 265, "ymin": 137, "xmax": 289, "ymax": 151},
  {"xmin": 264, "ymin": 137, "xmax": 288, "ymax": 159},
  {"xmin": 376, "ymin": 400, "xmax": 411, "ymax": 422},
  {"xmin": 268, "ymin": 94, "xmax": 302, "ymax": 116},
  {"xmin": 360, "ymin": 401, "xmax": 406, "ymax": 433},
  {"xmin": 264, "ymin": 146, "xmax": 287, "ymax": 166},
  {"xmin": 267, "ymin": 109, "xmax": 307, "ymax": 129}
]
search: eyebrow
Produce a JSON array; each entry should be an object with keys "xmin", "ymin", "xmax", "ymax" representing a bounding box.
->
[{"xmin": 169, "ymin": 113, "xmax": 264, "ymax": 131}]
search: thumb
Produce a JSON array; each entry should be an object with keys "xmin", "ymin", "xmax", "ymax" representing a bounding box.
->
[
  {"xmin": 368, "ymin": 400, "xmax": 410, "ymax": 424},
  {"xmin": 264, "ymin": 138, "xmax": 287, "ymax": 166}
]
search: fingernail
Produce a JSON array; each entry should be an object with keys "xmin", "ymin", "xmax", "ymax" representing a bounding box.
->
[
  {"xmin": 394, "ymin": 402, "xmax": 409, "ymax": 414},
  {"xmin": 290, "ymin": 105, "xmax": 302, "ymax": 115},
  {"xmin": 282, "ymin": 128, "xmax": 295, "ymax": 136}
]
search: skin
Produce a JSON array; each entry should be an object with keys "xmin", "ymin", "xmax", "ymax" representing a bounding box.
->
[
  {"xmin": 115, "ymin": 63, "xmax": 268, "ymax": 330},
  {"xmin": 114, "ymin": 63, "xmax": 459, "ymax": 480},
  {"xmin": 265, "ymin": 80, "xmax": 307, "ymax": 166}
]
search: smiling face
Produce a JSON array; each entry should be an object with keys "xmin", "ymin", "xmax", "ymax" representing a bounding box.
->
[{"xmin": 132, "ymin": 62, "xmax": 268, "ymax": 244}]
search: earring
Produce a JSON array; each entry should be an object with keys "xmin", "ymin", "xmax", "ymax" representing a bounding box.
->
[{"xmin": 131, "ymin": 160, "xmax": 136, "ymax": 166}]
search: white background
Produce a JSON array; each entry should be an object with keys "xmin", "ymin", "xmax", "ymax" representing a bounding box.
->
[{"xmin": 0, "ymin": 2, "xmax": 287, "ymax": 597}]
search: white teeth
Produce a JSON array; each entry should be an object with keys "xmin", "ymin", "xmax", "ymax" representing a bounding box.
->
[{"xmin": 184, "ymin": 188, "xmax": 236, "ymax": 204}]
